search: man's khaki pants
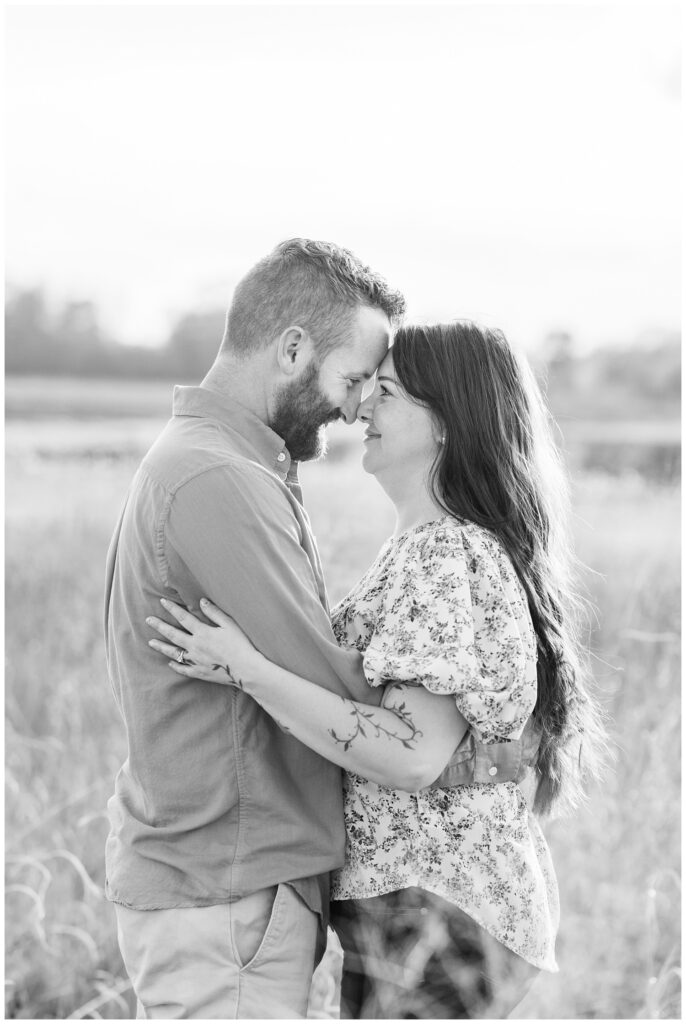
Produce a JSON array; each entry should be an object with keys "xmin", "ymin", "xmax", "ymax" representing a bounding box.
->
[{"xmin": 114, "ymin": 883, "xmax": 319, "ymax": 1019}]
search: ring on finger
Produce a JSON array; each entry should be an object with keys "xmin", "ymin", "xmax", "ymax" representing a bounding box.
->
[{"xmin": 174, "ymin": 646, "xmax": 189, "ymax": 664}]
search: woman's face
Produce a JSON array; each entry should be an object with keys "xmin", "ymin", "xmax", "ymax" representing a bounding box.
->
[{"xmin": 357, "ymin": 351, "xmax": 440, "ymax": 486}]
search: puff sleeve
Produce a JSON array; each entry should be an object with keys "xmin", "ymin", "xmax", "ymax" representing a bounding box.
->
[{"xmin": 362, "ymin": 522, "xmax": 537, "ymax": 743}]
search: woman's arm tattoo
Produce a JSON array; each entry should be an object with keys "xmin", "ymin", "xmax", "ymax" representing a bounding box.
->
[
  {"xmin": 212, "ymin": 663, "xmax": 291, "ymax": 732},
  {"xmin": 329, "ymin": 699, "xmax": 423, "ymax": 752},
  {"xmin": 212, "ymin": 663, "xmax": 245, "ymax": 690}
]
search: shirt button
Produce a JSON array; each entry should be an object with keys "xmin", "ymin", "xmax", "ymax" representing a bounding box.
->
[
  {"xmin": 277, "ymin": 453, "xmax": 286, "ymax": 463},
  {"xmin": 488, "ymin": 765, "xmax": 498, "ymax": 776}
]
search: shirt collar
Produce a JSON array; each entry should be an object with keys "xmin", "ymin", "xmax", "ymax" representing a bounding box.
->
[{"xmin": 172, "ymin": 385, "xmax": 292, "ymax": 480}]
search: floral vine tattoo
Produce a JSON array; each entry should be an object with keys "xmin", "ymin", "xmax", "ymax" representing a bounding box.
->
[
  {"xmin": 212, "ymin": 663, "xmax": 245, "ymax": 690},
  {"xmin": 329, "ymin": 699, "xmax": 423, "ymax": 751},
  {"xmin": 210, "ymin": 662, "xmax": 289, "ymax": 732}
]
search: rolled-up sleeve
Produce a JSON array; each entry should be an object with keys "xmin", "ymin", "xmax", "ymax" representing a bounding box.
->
[{"xmin": 163, "ymin": 460, "xmax": 368, "ymax": 700}]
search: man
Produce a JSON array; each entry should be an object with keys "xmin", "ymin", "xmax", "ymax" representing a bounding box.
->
[{"xmin": 104, "ymin": 238, "xmax": 405, "ymax": 1018}]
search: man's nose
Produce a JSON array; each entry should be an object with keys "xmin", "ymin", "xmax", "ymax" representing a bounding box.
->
[
  {"xmin": 338, "ymin": 387, "xmax": 368, "ymax": 425},
  {"xmin": 338, "ymin": 400, "xmax": 358, "ymax": 426}
]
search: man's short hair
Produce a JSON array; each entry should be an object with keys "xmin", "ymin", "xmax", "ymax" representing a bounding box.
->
[{"xmin": 222, "ymin": 238, "xmax": 406, "ymax": 358}]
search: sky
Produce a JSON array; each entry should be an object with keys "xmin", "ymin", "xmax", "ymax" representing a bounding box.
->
[{"xmin": 5, "ymin": 2, "xmax": 681, "ymax": 353}]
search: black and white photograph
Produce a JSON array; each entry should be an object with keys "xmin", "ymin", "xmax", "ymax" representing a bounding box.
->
[{"xmin": 5, "ymin": 1, "xmax": 680, "ymax": 1019}]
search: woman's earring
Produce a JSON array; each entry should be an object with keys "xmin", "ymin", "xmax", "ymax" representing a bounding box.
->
[{"xmin": 439, "ymin": 433, "xmax": 446, "ymax": 446}]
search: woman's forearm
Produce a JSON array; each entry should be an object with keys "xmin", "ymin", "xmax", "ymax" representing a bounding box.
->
[
  {"xmin": 144, "ymin": 596, "xmax": 465, "ymax": 786},
  {"xmin": 237, "ymin": 655, "xmax": 465, "ymax": 791}
]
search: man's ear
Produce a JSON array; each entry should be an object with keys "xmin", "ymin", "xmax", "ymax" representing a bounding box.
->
[{"xmin": 275, "ymin": 326, "xmax": 315, "ymax": 377}]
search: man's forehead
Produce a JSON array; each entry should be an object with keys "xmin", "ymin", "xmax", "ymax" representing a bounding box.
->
[
  {"xmin": 335, "ymin": 308, "xmax": 390, "ymax": 371},
  {"xmin": 353, "ymin": 305, "xmax": 391, "ymax": 342},
  {"xmin": 373, "ymin": 348, "xmax": 394, "ymax": 372},
  {"xmin": 353, "ymin": 347, "xmax": 388, "ymax": 377},
  {"xmin": 341, "ymin": 345, "xmax": 386, "ymax": 372}
]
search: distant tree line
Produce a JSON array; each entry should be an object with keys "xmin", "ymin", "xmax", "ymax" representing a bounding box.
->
[
  {"xmin": 534, "ymin": 329, "xmax": 680, "ymax": 420},
  {"xmin": 5, "ymin": 287, "xmax": 224, "ymax": 382},
  {"xmin": 5, "ymin": 286, "xmax": 681, "ymax": 418}
]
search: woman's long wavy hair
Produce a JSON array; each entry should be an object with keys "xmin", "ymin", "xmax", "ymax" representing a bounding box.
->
[{"xmin": 392, "ymin": 322, "xmax": 607, "ymax": 815}]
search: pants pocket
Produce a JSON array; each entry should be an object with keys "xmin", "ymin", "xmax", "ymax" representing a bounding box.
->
[{"xmin": 229, "ymin": 884, "xmax": 279, "ymax": 970}]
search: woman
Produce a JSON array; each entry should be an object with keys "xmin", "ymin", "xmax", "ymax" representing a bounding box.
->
[{"xmin": 146, "ymin": 322, "xmax": 605, "ymax": 1018}]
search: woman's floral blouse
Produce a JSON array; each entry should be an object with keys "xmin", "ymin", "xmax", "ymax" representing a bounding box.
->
[{"xmin": 330, "ymin": 516, "xmax": 560, "ymax": 972}]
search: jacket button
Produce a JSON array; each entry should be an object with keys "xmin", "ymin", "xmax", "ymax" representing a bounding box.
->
[
  {"xmin": 488, "ymin": 765, "xmax": 498, "ymax": 776},
  {"xmin": 277, "ymin": 453, "xmax": 286, "ymax": 463}
]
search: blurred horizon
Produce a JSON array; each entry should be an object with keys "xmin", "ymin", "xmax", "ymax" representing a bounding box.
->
[{"xmin": 5, "ymin": 3, "xmax": 681, "ymax": 353}]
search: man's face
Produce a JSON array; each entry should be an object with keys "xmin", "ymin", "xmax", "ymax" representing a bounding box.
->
[{"xmin": 272, "ymin": 305, "xmax": 390, "ymax": 462}]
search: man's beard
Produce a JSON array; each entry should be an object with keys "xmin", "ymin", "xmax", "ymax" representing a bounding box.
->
[{"xmin": 271, "ymin": 360, "xmax": 341, "ymax": 462}]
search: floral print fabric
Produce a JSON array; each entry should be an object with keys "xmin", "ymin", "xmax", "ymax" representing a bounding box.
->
[{"xmin": 330, "ymin": 516, "xmax": 560, "ymax": 971}]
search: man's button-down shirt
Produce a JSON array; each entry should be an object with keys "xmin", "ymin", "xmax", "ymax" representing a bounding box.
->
[{"xmin": 104, "ymin": 385, "xmax": 366, "ymax": 916}]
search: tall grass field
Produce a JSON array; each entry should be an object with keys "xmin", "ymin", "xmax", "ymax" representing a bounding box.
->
[{"xmin": 5, "ymin": 377, "xmax": 681, "ymax": 1019}]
